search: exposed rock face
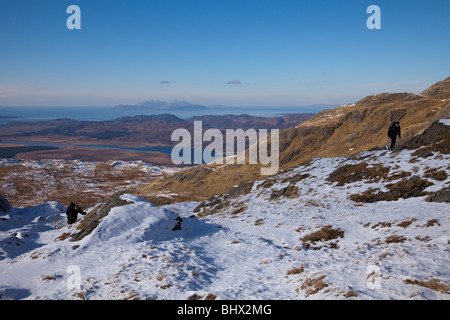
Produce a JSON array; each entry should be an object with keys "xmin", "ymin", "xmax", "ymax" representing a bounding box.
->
[
  {"xmin": 401, "ymin": 120, "xmax": 450, "ymax": 155},
  {"xmin": 426, "ymin": 187, "xmax": 450, "ymax": 203},
  {"xmin": 0, "ymin": 194, "xmax": 11, "ymax": 214}
]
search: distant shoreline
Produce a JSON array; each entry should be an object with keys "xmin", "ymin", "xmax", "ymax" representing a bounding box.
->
[
  {"xmin": 0, "ymin": 140, "xmax": 174, "ymax": 154},
  {"xmin": 0, "ymin": 145, "xmax": 59, "ymax": 158},
  {"xmin": 0, "ymin": 105, "xmax": 331, "ymax": 125}
]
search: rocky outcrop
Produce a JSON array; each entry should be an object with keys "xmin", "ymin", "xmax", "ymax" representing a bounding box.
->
[
  {"xmin": 401, "ymin": 120, "xmax": 450, "ymax": 155},
  {"xmin": 0, "ymin": 194, "xmax": 11, "ymax": 214},
  {"xmin": 426, "ymin": 187, "xmax": 450, "ymax": 203}
]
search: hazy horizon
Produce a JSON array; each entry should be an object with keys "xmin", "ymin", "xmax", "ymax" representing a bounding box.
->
[{"xmin": 1, "ymin": 0, "xmax": 449, "ymax": 107}]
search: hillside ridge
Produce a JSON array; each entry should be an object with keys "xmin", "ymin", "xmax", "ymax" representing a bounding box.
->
[{"xmin": 136, "ymin": 77, "xmax": 450, "ymax": 204}]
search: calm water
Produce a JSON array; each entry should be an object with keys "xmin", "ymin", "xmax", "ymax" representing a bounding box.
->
[
  {"xmin": 0, "ymin": 105, "xmax": 331, "ymax": 125},
  {"xmin": 0, "ymin": 140, "xmax": 174, "ymax": 154}
]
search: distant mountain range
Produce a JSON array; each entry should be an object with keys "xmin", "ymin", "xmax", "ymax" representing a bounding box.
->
[
  {"xmin": 113, "ymin": 100, "xmax": 339, "ymax": 113},
  {"xmin": 0, "ymin": 113, "xmax": 315, "ymax": 150},
  {"xmin": 114, "ymin": 100, "xmax": 209, "ymax": 111}
]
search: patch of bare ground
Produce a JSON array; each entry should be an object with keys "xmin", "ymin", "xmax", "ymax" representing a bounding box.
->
[
  {"xmin": 299, "ymin": 275, "xmax": 330, "ymax": 297},
  {"xmin": 397, "ymin": 219, "xmax": 417, "ymax": 228},
  {"xmin": 254, "ymin": 218, "xmax": 264, "ymax": 226},
  {"xmin": 385, "ymin": 171, "xmax": 412, "ymax": 181},
  {"xmin": 385, "ymin": 235, "xmax": 407, "ymax": 244},
  {"xmin": 343, "ymin": 290, "xmax": 358, "ymax": 298},
  {"xmin": 269, "ymin": 184, "xmax": 299, "ymax": 200},
  {"xmin": 369, "ymin": 221, "xmax": 392, "ymax": 229},
  {"xmin": 350, "ymin": 176, "xmax": 433, "ymax": 203},
  {"xmin": 287, "ymin": 265, "xmax": 305, "ymax": 275},
  {"xmin": 300, "ymin": 225, "xmax": 344, "ymax": 249},
  {"xmin": 365, "ymin": 218, "xmax": 432, "ymax": 230},
  {"xmin": 281, "ymin": 173, "xmax": 310, "ymax": 184},
  {"xmin": 423, "ymin": 167, "xmax": 448, "ymax": 181},
  {"xmin": 423, "ymin": 219, "xmax": 440, "ymax": 227},
  {"xmin": 193, "ymin": 181, "xmax": 254, "ymax": 217},
  {"xmin": 327, "ymin": 162, "xmax": 389, "ymax": 186},
  {"xmin": 404, "ymin": 279, "xmax": 450, "ymax": 294}
]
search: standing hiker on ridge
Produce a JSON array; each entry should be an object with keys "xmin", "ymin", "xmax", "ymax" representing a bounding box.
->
[
  {"xmin": 387, "ymin": 121, "xmax": 401, "ymax": 150},
  {"xmin": 66, "ymin": 201, "xmax": 86, "ymax": 225}
]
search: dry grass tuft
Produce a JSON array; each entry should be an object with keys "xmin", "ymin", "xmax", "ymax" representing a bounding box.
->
[
  {"xmin": 344, "ymin": 290, "xmax": 358, "ymax": 298},
  {"xmin": 300, "ymin": 275, "xmax": 329, "ymax": 297},
  {"xmin": 423, "ymin": 168, "xmax": 448, "ymax": 181},
  {"xmin": 287, "ymin": 265, "xmax": 305, "ymax": 275},
  {"xmin": 423, "ymin": 219, "xmax": 440, "ymax": 227},
  {"xmin": 254, "ymin": 218, "xmax": 264, "ymax": 226},
  {"xmin": 188, "ymin": 293, "xmax": 204, "ymax": 300},
  {"xmin": 397, "ymin": 219, "xmax": 416, "ymax": 228},
  {"xmin": 205, "ymin": 293, "xmax": 217, "ymax": 300},
  {"xmin": 385, "ymin": 235, "xmax": 407, "ymax": 244},
  {"xmin": 404, "ymin": 279, "xmax": 450, "ymax": 294},
  {"xmin": 55, "ymin": 232, "xmax": 72, "ymax": 242},
  {"xmin": 300, "ymin": 225, "xmax": 344, "ymax": 249}
]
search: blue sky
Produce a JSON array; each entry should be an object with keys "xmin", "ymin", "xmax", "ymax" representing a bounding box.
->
[{"xmin": 0, "ymin": 0, "xmax": 449, "ymax": 107}]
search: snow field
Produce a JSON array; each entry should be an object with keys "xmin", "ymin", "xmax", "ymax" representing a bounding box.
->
[{"xmin": 0, "ymin": 148, "xmax": 449, "ymax": 299}]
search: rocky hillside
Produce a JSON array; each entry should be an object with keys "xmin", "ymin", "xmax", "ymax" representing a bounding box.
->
[
  {"xmin": 279, "ymin": 76, "xmax": 450, "ymax": 168},
  {"xmin": 137, "ymin": 77, "xmax": 450, "ymax": 204}
]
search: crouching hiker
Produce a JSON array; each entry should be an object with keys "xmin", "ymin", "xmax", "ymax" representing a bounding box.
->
[{"xmin": 67, "ymin": 202, "xmax": 86, "ymax": 225}]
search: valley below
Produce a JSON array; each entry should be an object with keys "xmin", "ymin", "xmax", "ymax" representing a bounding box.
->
[{"xmin": 0, "ymin": 113, "xmax": 314, "ymax": 164}]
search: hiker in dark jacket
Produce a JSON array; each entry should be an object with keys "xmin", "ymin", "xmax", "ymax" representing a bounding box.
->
[
  {"xmin": 66, "ymin": 202, "xmax": 86, "ymax": 225},
  {"xmin": 387, "ymin": 121, "xmax": 401, "ymax": 150}
]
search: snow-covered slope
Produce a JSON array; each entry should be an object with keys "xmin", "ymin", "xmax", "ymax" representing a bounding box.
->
[{"xmin": 0, "ymin": 147, "xmax": 449, "ymax": 300}]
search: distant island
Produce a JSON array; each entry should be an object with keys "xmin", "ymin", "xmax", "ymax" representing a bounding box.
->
[{"xmin": 113, "ymin": 100, "xmax": 209, "ymax": 111}]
